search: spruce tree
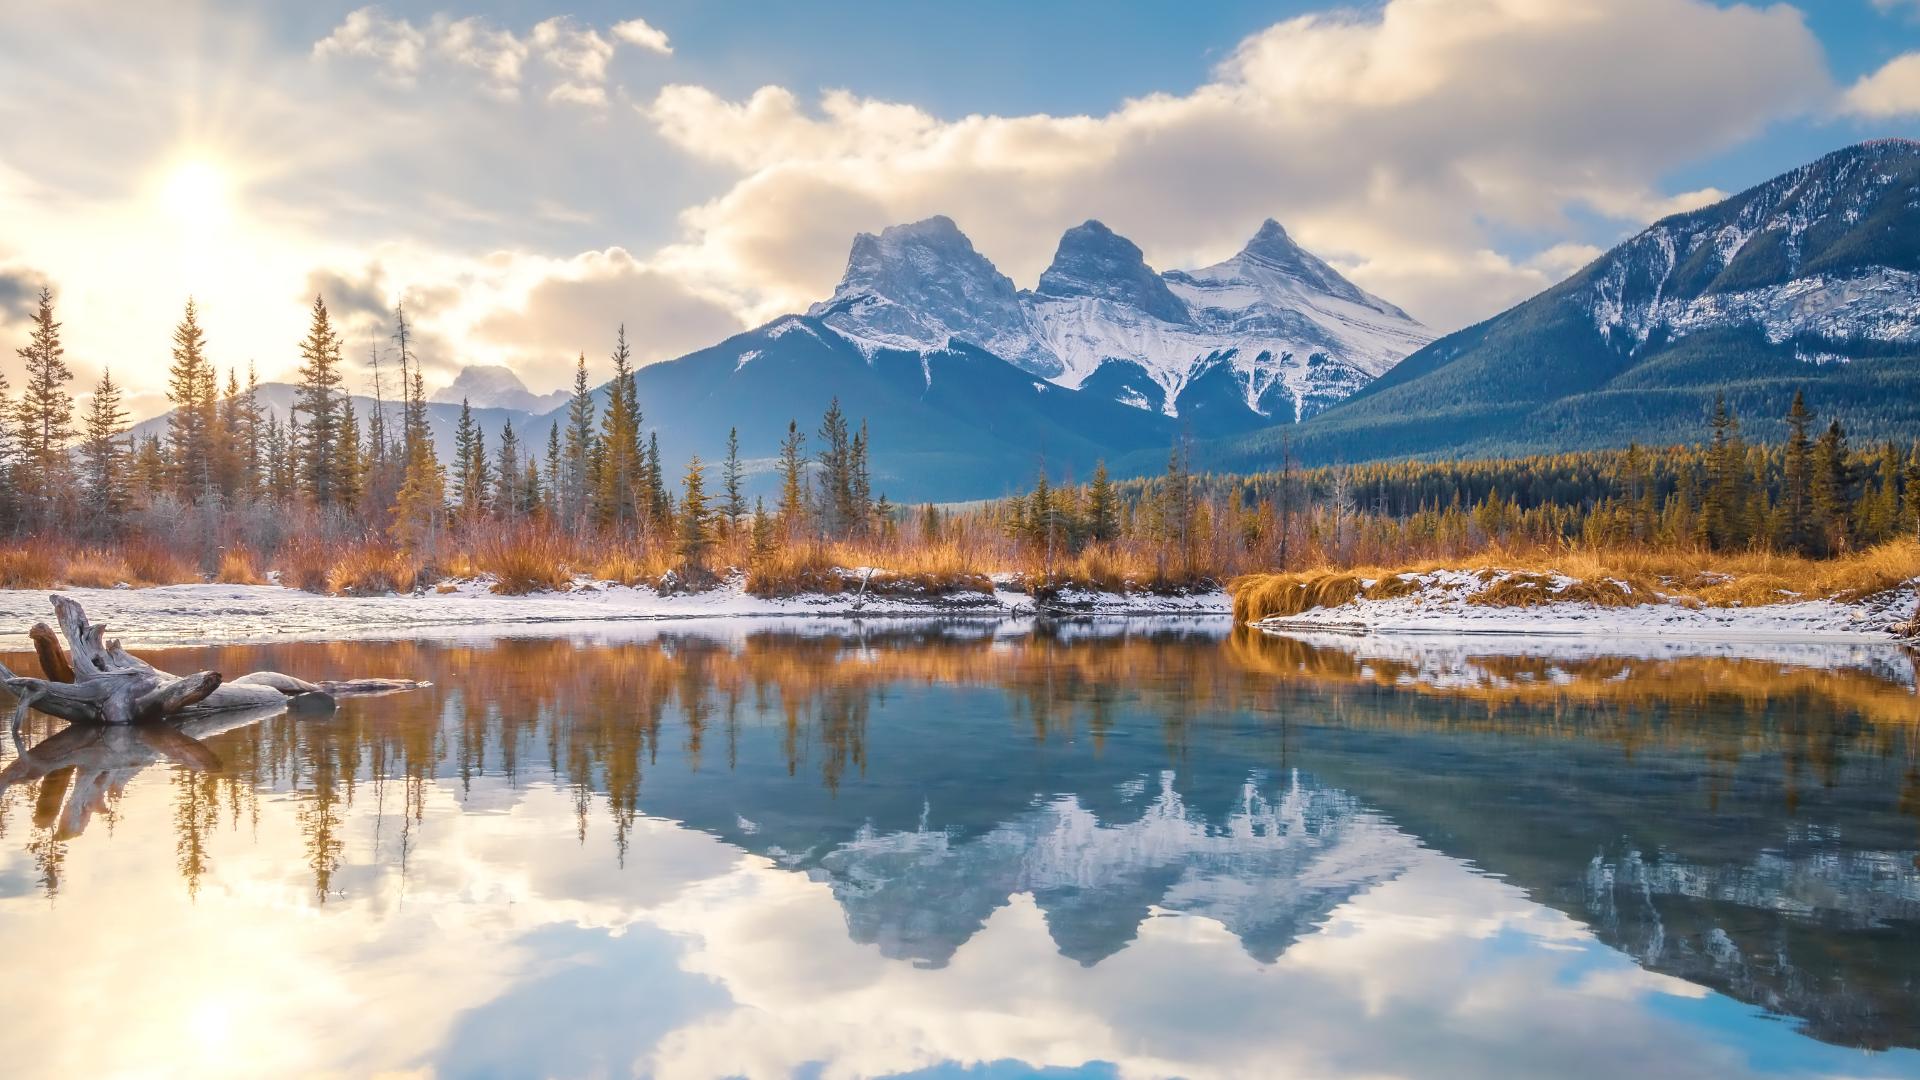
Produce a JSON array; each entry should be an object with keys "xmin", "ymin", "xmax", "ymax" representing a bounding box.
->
[
  {"xmin": 293, "ymin": 295, "xmax": 348, "ymax": 509},
  {"xmin": 722, "ymin": 426, "xmax": 745, "ymax": 536},
  {"xmin": 595, "ymin": 326, "xmax": 642, "ymax": 528},
  {"xmin": 336, "ymin": 395, "xmax": 364, "ymax": 512},
  {"xmin": 15, "ymin": 285, "xmax": 74, "ymax": 519},
  {"xmin": 564, "ymin": 353, "xmax": 596, "ymax": 527},
  {"xmin": 451, "ymin": 398, "xmax": 490, "ymax": 525},
  {"xmin": 545, "ymin": 422, "xmax": 563, "ymax": 518},
  {"xmin": 166, "ymin": 297, "xmax": 218, "ymax": 500},
  {"xmin": 496, "ymin": 420, "xmax": 521, "ymax": 521},
  {"xmin": 1904, "ymin": 442, "xmax": 1920, "ymax": 540},
  {"xmin": 777, "ymin": 419, "xmax": 807, "ymax": 536},
  {"xmin": 79, "ymin": 367, "xmax": 129, "ymax": 529},
  {"xmin": 1781, "ymin": 391, "xmax": 1815, "ymax": 554},
  {"xmin": 1811, "ymin": 419, "xmax": 1853, "ymax": 555},
  {"xmin": 0, "ymin": 353, "xmax": 14, "ymax": 529},
  {"xmin": 678, "ymin": 454, "xmax": 712, "ymax": 566},
  {"xmin": 1087, "ymin": 460, "xmax": 1118, "ymax": 542},
  {"xmin": 646, "ymin": 432, "xmax": 670, "ymax": 523},
  {"xmin": 816, "ymin": 399, "xmax": 854, "ymax": 537}
]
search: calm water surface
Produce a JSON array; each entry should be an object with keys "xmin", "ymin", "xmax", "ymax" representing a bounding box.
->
[{"xmin": 2, "ymin": 623, "xmax": 1919, "ymax": 1079}]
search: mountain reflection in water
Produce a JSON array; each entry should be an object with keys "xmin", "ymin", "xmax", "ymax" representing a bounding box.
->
[{"xmin": 1, "ymin": 622, "xmax": 1917, "ymax": 1079}]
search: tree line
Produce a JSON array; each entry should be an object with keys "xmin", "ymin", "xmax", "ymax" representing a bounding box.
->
[{"xmin": 0, "ymin": 290, "xmax": 895, "ymax": 567}]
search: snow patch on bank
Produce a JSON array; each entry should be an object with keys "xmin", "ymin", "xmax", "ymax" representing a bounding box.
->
[
  {"xmin": 0, "ymin": 577, "xmax": 1232, "ymax": 650},
  {"xmin": 1250, "ymin": 570, "xmax": 1919, "ymax": 644}
]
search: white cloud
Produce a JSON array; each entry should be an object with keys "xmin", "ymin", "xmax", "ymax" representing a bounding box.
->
[
  {"xmin": 311, "ymin": 7, "xmax": 427, "ymax": 85},
  {"xmin": 315, "ymin": 8, "xmax": 664, "ymax": 108},
  {"xmin": 1843, "ymin": 53, "xmax": 1920, "ymax": 117},
  {"xmin": 612, "ymin": 17, "xmax": 673, "ymax": 56},
  {"xmin": 642, "ymin": 0, "xmax": 1830, "ymax": 330}
]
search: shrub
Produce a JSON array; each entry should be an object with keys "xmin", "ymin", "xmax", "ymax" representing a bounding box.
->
[{"xmin": 215, "ymin": 547, "xmax": 267, "ymax": 585}]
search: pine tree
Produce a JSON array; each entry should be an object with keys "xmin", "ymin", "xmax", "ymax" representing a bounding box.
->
[
  {"xmin": 563, "ymin": 353, "xmax": 596, "ymax": 527},
  {"xmin": 1698, "ymin": 395, "xmax": 1748, "ymax": 550},
  {"xmin": 750, "ymin": 496, "xmax": 776, "ymax": 558},
  {"xmin": 722, "ymin": 426, "xmax": 745, "ymax": 536},
  {"xmin": 0, "ymin": 354, "xmax": 15, "ymax": 529},
  {"xmin": 595, "ymin": 326, "xmax": 642, "ymax": 529},
  {"xmin": 130, "ymin": 432, "xmax": 169, "ymax": 499},
  {"xmin": 678, "ymin": 454, "xmax": 713, "ymax": 566},
  {"xmin": 1904, "ymin": 442, "xmax": 1920, "ymax": 540},
  {"xmin": 79, "ymin": 368, "xmax": 129, "ymax": 529},
  {"xmin": 816, "ymin": 399, "xmax": 854, "ymax": 537},
  {"xmin": 495, "ymin": 421, "xmax": 522, "ymax": 521},
  {"xmin": 293, "ymin": 295, "xmax": 348, "ymax": 509},
  {"xmin": 777, "ymin": 419, "xmax": 807, "ymax": 536},
  {"xmin": 14, "ymin": 285, "xmax": 74, "ymax": 520},
  {"xmin": 166, "ymin": 297, "xmax": 218, "ymax": 500},
  {"xmin": 545, "ymin": 422, "xmax": 563, "ymax": 518},
  {"xmin": 646, "ymin": 432, "xmax": 670, "ymax": 523},
  {"xmin": 1781, "ymin": 391, "xmax": 1815, "ymax": 554},
  {"xmin": 336, "ymin": 395, "xmax": 364, "ymax": 511},
  {"xmin": 452, "ymin": 398, "xmax": 490, "ymax": 525},
  {"xmin": 1086, "ymin": 460, "xmax": 1118, "ymax": 542},
  {"xmin": 1812, "ymin": 418, "xmax": 1853, "ymax": 555}
]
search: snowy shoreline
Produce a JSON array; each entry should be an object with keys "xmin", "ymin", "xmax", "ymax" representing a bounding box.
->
[
  {"xmin": 0, "ymin": 579, "xmax": 1232, "ymax": 650},
  {"xmin": 1249, "ymin": 568, "xmax": 1919, "ymax": 645}
]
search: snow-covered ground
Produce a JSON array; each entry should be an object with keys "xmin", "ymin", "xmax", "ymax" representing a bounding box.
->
[
  {"xmin": 0, "ymin": 577, "xmax": 1233, "ymax": 650},
  {"xmin": 1251, "ymin": 568, "xmax": 1919, "ymax": 644}
]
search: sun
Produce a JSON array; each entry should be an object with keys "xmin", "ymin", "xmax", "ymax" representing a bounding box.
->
[{"xmin": 157, "ymin": 158, "xmax": 235, "ymax": 228}]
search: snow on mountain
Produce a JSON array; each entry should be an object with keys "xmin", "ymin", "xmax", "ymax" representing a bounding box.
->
[
  {"xmin": 1580, "ymin": 138, "xmax": 1920, "ymax": 353},
  {"xmin": 430, "ymin": 364, "xmax": 569, "ymax": 413},
  {"xmin": 806, "ymin": 215, "xmax": 1059, "ymax": 376},
  {"xmin": 811, "ymin": 216, "xmax": 1433, "ymax": 425}
]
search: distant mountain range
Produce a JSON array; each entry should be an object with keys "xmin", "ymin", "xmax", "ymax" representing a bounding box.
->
[
  {"xmin": 1209, "ymin": 139, "xmax": 1920, "ymax": 470},
  {"xmin": 130, "ymin": 140, "xmax": 1920, "ymax": 499}
]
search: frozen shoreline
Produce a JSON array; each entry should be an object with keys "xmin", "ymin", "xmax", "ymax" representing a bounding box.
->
[
  {"xmin": 0, "ymin": 579, "xmax": 1232, "ymax": 649},
  {"xmin": 1249, "ymin": 568, "xmax": 1919, "ymax": 645}
]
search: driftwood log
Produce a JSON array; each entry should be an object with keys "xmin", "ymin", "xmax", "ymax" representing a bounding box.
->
[{"xmin": 1, "ymin": 595, "xmax": 425, "ymax": 742}]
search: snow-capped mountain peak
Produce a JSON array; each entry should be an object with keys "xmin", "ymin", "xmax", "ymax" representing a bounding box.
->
[
  {"xmin": 808, "ymin": 216, "xmax": 1058, "ymax": 375},
  {"xmin": 812, "ymin": 214, "xmax": 1433, "ymax": 426},
  {"xmin": 430, "ymin": 364, "xmax": 568, "ymax": 413},
  {"xmin": 1034, "ymin": 220, "xmax": 1189, "ymax": 325}
]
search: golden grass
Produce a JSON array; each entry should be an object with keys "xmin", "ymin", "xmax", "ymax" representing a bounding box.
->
[
  {"xmin": 276, "ymin": 537, "xmax": 335, "ymax": 594},
  {"xmin": 746, "ymin": 540, "xmax": 995, "ymax": 598},
  {"xmin": 590, "ymin": 542, "xmax": 675, "ymax": 589},
  {"xmin": 473, "ymin": 529, "xmax": 577, "ymax": 595},
  {"xmin": 215, "ymin": 547, "xmax": 267, "ymax": 585},
  {"xmin": 328, "ymin": 543, "xmax": 427, "ymax": 596},
  {"xmin": 121, "ymin": 540, "xmax": 199, "ymax": 586},
  {"xmin": 60, "ymin": 548, "xmax": 134, "ymax": 588},
  {"xmin": 0, "ymin": 545, "xmax": 59, "ymax": 589},
  {"xmin": 1230, "ymin": 539, "xmax": 1920, "ymax": 623}
]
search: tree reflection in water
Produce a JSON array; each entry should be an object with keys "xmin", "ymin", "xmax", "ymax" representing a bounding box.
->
[{"xmin": 1, "ymin": 622, "xmax": 1917, "ymax": 1051}]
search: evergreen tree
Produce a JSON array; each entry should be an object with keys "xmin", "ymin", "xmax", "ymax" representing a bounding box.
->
[
  {"xmin": 563, "ymin": 353, "xmax": 596, "ymax": 527},
  {"xmin": 722, "ymin": 426, "xmax": 746, "ymax": 536},
  {"xmin": 293, "ymin": 295, "xmax": 349, "ymax": 509},
  {"xmin": 777, "ymin": 419, "xmax": 807, "ymax": 536},
  {"xmin": 1811, "ymin": 419, "xmax": 1854, "ymax": 554},
  {"xmin": 0, "ymin": 353, "xmax": 14, "ymax": 529},
  {"xmin": 1781, "ymin": 391, "xmax": 1815, "ymax": 554},
  {"xmin": 678, "ymin": 455, "xmax": 713, "ymax": 565},
  {"xmin": 646, "ymin": 432, "xmax": 670, "ymax": 523},
  {"xmin": 816, "ymin": 398, "xmax": 855, "ymax": 537},
  {"xmin": 496, "ymin": 421, "xmax": 522, "ymax": 521},
  {"xmin": 79, "ymin": 367, "xmax": 129, "ymax": 528},
  {"xmin": 166, "ymin": 297, "xmax": 218, "ymax": 500},
  {"xmin": 336, "ymin": 394, "xmax": 364, "ymax": 511},
  {"xmin": 451, "ymin": 398, "xmax": 490, "ymax": 525},
  {"xmin": 595, "ymin": 326, "xmax": 643, "ymax": 529},
  {"xmin": 545, "ymin": 422, "xmax": 563, "ymax": 518},
  {"xmin": 1698, "ymin": 395, "xmax": 1748, "ymax": 550},
  {"xmin": 130, "ymin": 432, "xmax": 169, "ymax": 500},
  {"xmin": 750, "ymin": 496, "xmax": 776, "ymax": 558},
  {"xmin": 14, "ymin": 285, "xmax": 74, "ymax": 519},
  {"xmin": 1904, "ymin": 442, "xmax": 1920, "ymax": 540},
  {"xmin": 1086, "ymin": 460, "xmax": 1118, "ymax": 542}
]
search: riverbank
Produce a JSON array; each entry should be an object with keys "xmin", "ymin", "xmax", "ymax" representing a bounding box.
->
[
  {"xmin": 0, "ymin": 576, "xmax": 1232, "ymax": 649},
  {"xmin": 1238, "ymin": 566, "xmax": 1918, "ymax": 643}
]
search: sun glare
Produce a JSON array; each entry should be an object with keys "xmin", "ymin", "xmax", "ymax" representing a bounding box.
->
[{"xmin": 158, "ymin": 158, "xmax": 234, "ymax": 228}]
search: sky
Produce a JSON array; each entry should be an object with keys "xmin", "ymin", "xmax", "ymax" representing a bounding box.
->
[{"xmin": 1, "ymin": 0, "xmax": 1917, "ymax": 422}]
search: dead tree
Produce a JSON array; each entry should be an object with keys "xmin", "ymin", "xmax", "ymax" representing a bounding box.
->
[{"xmin": 2, "ymin": 595, "xmax": 424, "ymax": 741}]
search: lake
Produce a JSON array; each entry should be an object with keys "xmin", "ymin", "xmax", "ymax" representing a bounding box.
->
[{"xmin": 2, "ymin": 622, "xmax": 1918, "ymax": 1079}]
